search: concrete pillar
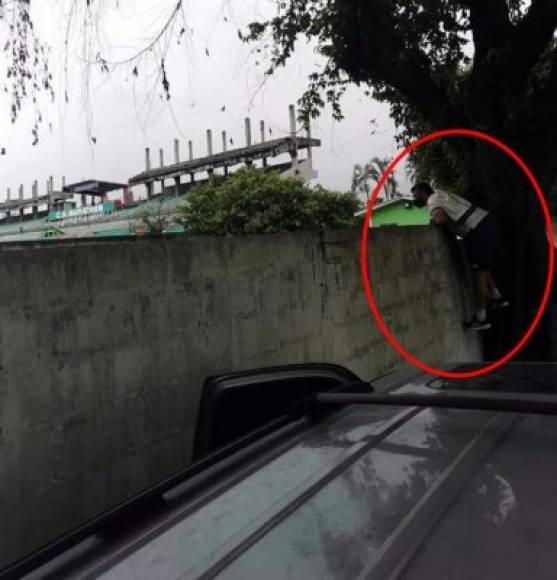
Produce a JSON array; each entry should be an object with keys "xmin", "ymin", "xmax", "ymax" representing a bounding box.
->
[
  {"xmin": 306, "ymin": 122, "xmax": 313, "ymax": 179},
  {"xmin": 32, "ymin": 180, "xmax": 38, "ymax": 217},
  {"xmin": 245, "ymin": 118, "xmax": 252, "ymax": 147},
  {"xmin": 222, "ymin": 131, "xmax": 229, "ymax": 175},
  {"xmin": 289, "ymin": 104, "xmax": 297, "ymax": 137},
  {"xmin": 18, "ymin": 184, "xmax": 23, "ymax": 221},
  {"xmin": 289, "ymin": 104, "xmax": 299, "ymax": 174},
  {"xmin": 188, "ymin": 140, "xmax": 194, "ymax": 183},
  {"xmin": 206, "ymin": 130, "xmax": 213, "ymax": 156},
  {"xmin": 245, "ymin": 118, "xmax": 253, "ymax": 166},
  {"xmin": 260, "ymin": 120, "xmax": 267, "ymax": 167},
  {"xmin": 206, "ymin": 130, "xmax": 214, "ymax": 176},
  {"xmin": 173, "ymin": 139, "xmax": 181, "ymax": 197},
  {"xmin": 145, "ymin": 148, "xmax": 153, "ymax": 199}
]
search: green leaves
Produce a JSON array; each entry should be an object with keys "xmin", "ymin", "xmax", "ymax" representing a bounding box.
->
[{"xmin": 177, "ymin": 167, "xmax": 359, "ymax": 236}]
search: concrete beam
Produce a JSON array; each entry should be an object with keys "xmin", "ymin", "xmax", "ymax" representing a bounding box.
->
[{"xmin": 128, "ymin": 136, "xmax": 321, "ymax": 185}]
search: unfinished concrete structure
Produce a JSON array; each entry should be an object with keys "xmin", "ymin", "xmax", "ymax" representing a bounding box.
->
[{"xmin": 129, "ymin": 105, "xmax": 320, "ymax": 199}]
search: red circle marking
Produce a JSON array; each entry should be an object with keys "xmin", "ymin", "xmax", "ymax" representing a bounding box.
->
[{"xmin": 360, "ymin": 128, "xmax": 554, "ymax": 379}]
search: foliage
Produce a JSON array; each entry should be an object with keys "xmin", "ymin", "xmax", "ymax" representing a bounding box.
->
[
  {"xmin": 131, "ymin": 198, "xmax": 170, "ymax": 237},
  {"xmin": 242, "ymin": 2, "xmax": 555, "ymax": 197},
  {"xmin": 0, "ymin": 0, "xmax": 55, "ymax": 147},
  {"xmin": 351, "ymin": 157, "xmax": 399, "ymax": 202},
  {"xmin": 176, "ymin": 167, "xmax": 359, "ymax": 235}
]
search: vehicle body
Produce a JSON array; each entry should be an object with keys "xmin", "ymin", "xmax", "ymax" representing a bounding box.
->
[{"xmin": 3, "ymin": 361, "xmax": 557, "ymax": 580}]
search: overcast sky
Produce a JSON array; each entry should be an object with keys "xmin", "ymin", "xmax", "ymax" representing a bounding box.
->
[{"xmin": 0, "ymin": 0, "xmax": 409, "ymax": 202}]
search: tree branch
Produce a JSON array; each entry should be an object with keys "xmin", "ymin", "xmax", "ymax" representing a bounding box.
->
[
  {"xmin": 466, "ymin": 0, "xmax": 512, "ymax": 64},
  {"xmin": 338, "ymin": 1, "xmax": 461, "ymax": 129},
  {"xmin": 506, "ymin": 0, "xmax": 557, "ymax": 86}
]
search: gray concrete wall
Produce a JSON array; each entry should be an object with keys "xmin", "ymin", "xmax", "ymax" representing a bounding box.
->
[{"xmin": 0, "ymin": 227, "xmax": 480, "ymax": 566}]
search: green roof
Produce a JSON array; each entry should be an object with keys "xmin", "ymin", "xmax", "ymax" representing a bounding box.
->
[{"xmin": 358, "ymin": 198, "xmax": 430, "ymax": 227}]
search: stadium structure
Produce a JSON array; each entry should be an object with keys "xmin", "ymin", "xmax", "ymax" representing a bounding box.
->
[{"xmin": 0, "ymin": 106, "xmax": 320, "ymax": 243}]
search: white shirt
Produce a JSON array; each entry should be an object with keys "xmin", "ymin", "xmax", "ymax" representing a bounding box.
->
[{"xmin": 427, "ymin": 190, "xmax": 488, "ymax": 234}]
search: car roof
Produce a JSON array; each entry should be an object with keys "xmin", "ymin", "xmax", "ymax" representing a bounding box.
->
[{"xmin": 6, "ymin": 362, "xmax": 557, "ymax": 580}]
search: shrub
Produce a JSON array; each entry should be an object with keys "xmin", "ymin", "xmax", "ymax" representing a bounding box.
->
[{"xmin": 177, "ymin": 167, "xmax": 359, "ymax": 235}]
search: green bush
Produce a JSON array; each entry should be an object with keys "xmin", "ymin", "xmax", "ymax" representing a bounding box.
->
[{"xmin": 177, "ymin": 167, "xmax": 359, "ymax": 235}]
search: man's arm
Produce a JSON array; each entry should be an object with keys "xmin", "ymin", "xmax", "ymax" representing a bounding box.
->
[{"xmin": 431, "ymin": 208, "xmax": 449, "ymax": 225}]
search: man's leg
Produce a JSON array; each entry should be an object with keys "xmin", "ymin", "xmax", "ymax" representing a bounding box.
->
[
  {"xmin": 471, "ymin": 268, "xmax": 489, "ymax": 322},
  {"xmin": 486, "ymin": 270, "xmax": 509, "ymax": 307}
]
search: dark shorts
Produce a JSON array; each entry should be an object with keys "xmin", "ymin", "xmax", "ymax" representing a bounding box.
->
[{"xmin": 463, "ymin": 214, "xmax": 500, "ymax": 271}]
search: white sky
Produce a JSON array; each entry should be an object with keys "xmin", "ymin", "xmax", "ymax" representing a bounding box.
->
[{"xmin": 0, "ymin": 0, "xmax": 409, "ymax": 202}]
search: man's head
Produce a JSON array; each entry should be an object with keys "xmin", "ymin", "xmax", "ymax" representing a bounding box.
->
[{"xmin": 411, "ymin": 182, "xmax": 434, "ymax": 208}]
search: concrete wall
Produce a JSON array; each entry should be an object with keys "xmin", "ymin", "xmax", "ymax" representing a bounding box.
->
[{"xmin": 0, "ymin": 227, "xmax": 480, "ymax": 566}]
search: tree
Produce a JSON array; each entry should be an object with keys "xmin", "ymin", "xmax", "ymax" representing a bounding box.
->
[
  {"xmin": 244, "ymin": 0, "xmax": 557, "ymax": 361},
  {"xmin": 177, "ymin": 167, "xmax": 359, "ymax": 235},
  {"xmin": 352, "ymin": 157, "xmax": 400, "ymax": 203}
]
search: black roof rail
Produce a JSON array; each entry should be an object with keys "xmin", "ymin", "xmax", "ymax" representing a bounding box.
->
[{"xmin": 315, "ymin": 392, "xmax": 557, "ymax": 415}]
